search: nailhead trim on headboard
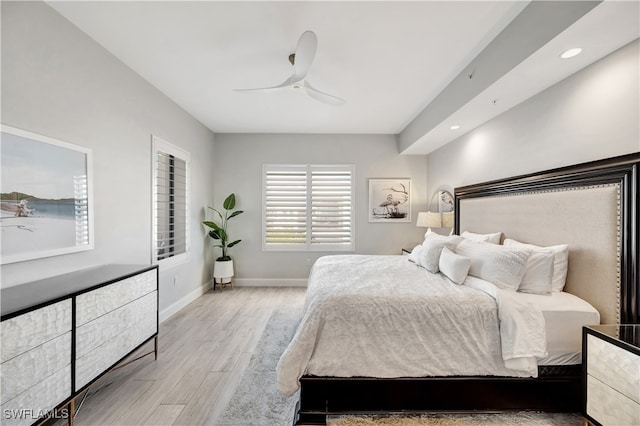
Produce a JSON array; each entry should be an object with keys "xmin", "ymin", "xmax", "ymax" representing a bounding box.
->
[{"xmin": 455, "ymin": 153, "xmax": 639, "ymax": 324}]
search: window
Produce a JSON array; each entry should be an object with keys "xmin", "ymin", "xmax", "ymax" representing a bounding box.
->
[
  {"xmin": 152, "ymin": 136, "xmax": 189, "ymax": 267},
  {"xmin": 263, "ymin": 164, "xmax": 355, "ymax": 251}
]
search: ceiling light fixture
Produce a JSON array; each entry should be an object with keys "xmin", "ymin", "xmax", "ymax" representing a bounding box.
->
[
  {"xmin": 450, "ymin": 125, "xmax": 460, "ymax": 130},
  {"xmin": 560, "ymin": 48, "xmax": 582, "ymax": 59}
]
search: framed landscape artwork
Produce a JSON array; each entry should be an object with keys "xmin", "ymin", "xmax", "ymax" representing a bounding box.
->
[
  {"xmin": 0, "ymin": 125, "xmax": 94, "ymax": 264},
  {"xmin": 368, "ymin": 178, "xmax": 411, "ymax": 223}
]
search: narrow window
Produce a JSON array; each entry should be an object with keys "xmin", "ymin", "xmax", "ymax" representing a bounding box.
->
[{"xmin": 152, "ymin": 136, "xmax": 189, "ymax": 267}]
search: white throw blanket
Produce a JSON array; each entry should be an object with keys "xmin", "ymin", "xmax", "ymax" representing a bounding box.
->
[{"xmin": 277, "ymin": 255, "xmax": 547, "ymax": 396}]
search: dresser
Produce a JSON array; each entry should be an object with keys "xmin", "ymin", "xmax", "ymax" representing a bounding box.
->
[
  {"xmin": 583, "ymin": 325, "xmax": 640, "ymax": 426},
  {"xmin": 0, "ymin": 265, "xmax": 158, "ymax": 426}
]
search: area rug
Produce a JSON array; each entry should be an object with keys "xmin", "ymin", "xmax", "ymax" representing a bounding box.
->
[
  {"xmin": 326, "ymin": 412, "xmax": 586, "ymax": 426},
  {"xmin": 215, "ymin": 307, "xmax": 302, "ymax": 426}
]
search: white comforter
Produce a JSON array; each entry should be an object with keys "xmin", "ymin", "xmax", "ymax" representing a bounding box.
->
[{"xmin": 277, "ymin": 255, "xmax": 547, "ymax": 396}]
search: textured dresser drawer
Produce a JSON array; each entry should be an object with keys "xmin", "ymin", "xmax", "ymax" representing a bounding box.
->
[
  {"xmin": 0, "ymin": 265, "xmax": 157, "ymax": 426},
  {"xmin": 587, "ymin": 374, "xmax": 640, "ymax": 426},
  {"xmin": 76, "ymin": 291, "xmax": 157, "ymax": 358},
  {"xmin": 76, "ymin": 269, "xmax": 156, "ymax": 326},
  {"xmin": 0, "ymin": 332, "xmax": 71, "ymax": 405},
  {"xmin": 0, "ymin": 300, "xmax": 71, "ymax": 363},
  {"xmin": 587, "ymin": 334, "xmax": 640, "ymax": 403},
  {"xmin": 0, "ymin": 365, "xmax": 71, "ymax": 426},
  {"xmin": 75, "ymin": 315, "xmax": 157, "ymax": 389}
]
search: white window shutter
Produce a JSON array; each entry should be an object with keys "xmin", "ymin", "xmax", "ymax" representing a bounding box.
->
[
  {"xmin": 310, "ymin": 166, "xmax": 353, "ymax": 249},
  {"xmin": 263, "ymin": 164, "xmax": 354, "ymax": 252},
  {"xmin": 264, "ymin": 166, "xmax": 308, "ymax": 247}
]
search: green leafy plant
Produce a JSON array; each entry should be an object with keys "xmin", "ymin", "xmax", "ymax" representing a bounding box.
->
[{"xmin": 203, "ymin": 193, "xmax": 243, "ymax": 261}]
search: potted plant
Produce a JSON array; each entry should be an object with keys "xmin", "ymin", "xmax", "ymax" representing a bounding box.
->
[{"xmin": 203, "ymin": 193, "xmax": 243, "ymax": 288}]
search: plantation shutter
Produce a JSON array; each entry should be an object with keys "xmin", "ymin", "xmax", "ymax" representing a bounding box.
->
[
  {"xmin": 263, "ymin": 164, "xmax": 354, "ymax": 251},
  {"xmin": 264, "ymin": 166, "xmax": 308, "ymax": 247},
  {"xmin": 153, "ymin": 136, "xmax": 189, "ymax": 265},
  {"xmin": 310, "ymin": 166, "xmax": 353, "ymax": 248}
]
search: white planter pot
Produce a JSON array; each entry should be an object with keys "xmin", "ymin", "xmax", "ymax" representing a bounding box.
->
[{"xmin": 213, "ymin": 259, "xmax": 234, "ymax": 284}]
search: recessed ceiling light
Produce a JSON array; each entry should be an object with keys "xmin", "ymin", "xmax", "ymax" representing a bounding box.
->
[
  {"xmin": 560, "ymin": 48, "xmax": 582, "ymax": 59},
  {"xmin": 450, "ymin": 125, "xmax": 460, "ymax": 130}
]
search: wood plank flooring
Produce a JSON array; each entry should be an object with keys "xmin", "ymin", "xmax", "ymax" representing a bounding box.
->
[{"xmin": 67, "ymin": 287, "xmax": 306, "ymax": 426}]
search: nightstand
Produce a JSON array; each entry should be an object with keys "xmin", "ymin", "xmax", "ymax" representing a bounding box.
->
[{"xmin": 583, "ymin": 325, "xmax": 640, "ymax": 426}]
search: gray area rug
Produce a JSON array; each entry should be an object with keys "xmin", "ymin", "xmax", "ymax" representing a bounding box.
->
[
  {"xmin": 327, "ymin": 412, "xmax": 586, "ymax": 425},
  {"xmin": 216, "ymin": 307, "xmax": 301, "ymax": 426}
]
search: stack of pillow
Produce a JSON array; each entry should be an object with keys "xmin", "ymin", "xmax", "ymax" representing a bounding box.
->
[{"xmin": 408, "ymin": 230, "xmax": 569, "ymax": 294}]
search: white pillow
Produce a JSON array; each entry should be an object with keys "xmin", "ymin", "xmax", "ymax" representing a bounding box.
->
[
  {"xmin": 423, "ymin": 230, "xmax": 464, "ymax": 245},
  {"xmin": 439, "ymin": 247, "xmax": 471, "ymax": 285},
  {"xmin": 504, "ymin": 239, "xmax": 569, "ymax": 292},
  {"xmin": 407, "ymin": 244, "xmax": 424, "ymax": 264},
  {"xmin": 455, "ymin": 239, "xmax": 531, "ymax": 291},
  {"xmin": 461, "ymin": 230, "xmax": 502, "ymax": 245},
  {"xmin": 417, "ymin": 232, "xmax": 464, "ymax": 273},
  {"xmin": 517, "ymin": 249, "xmax": 554, "ymax": 295}
]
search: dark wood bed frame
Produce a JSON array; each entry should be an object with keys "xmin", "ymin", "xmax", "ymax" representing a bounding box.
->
[{"xmin": 294, "ymin": 153, "xmax": 640, "ymax": 425}]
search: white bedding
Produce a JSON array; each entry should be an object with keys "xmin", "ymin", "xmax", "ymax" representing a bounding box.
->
[
  {"xmin": 276, "ymin": 255, "xmax": 548, "ymax": 396},
  {"xmin": 522, "ymin": 291, "xmax": 600, "ymax": 365}
]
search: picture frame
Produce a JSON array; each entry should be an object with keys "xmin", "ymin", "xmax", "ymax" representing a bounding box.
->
[
  {"xmin": 368, "ymin": 178, "xmax": 411, "ymax": 222},
  {"xmin": 1, "ymin": 125, "xmax": 94, "ymax": 264}
]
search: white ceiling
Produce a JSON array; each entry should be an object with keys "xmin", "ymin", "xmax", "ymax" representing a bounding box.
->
[{"xmin": 48, "ymin": 1, "xmax": 639, "ymax": 154}]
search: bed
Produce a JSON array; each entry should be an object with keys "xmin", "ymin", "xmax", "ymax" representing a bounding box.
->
[{"xmin": 278, "ymin": 153, "xmax": 639, "ymax": 425}]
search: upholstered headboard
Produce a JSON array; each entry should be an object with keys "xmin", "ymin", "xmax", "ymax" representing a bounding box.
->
[{"xmin": 455, "ymin": 154, "xmax": 639, "ymax": 325}]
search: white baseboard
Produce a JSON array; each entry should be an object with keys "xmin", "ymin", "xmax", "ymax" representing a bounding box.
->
[
  {"xmin": 159, "ymin": 278, "xmax": 306, "ymax": 322},
  {"xmin": 159, "ymin": 280, "xmax": 210, "ymax": 323},
  {"xmin": 234, "ymin": 278, "xmax": 307, "ymax": 287}
]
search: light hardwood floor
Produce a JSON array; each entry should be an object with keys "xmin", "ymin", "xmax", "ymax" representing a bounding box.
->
[{"xmin": 68, "ymin": 286, "xmax": 306, "ymax": 426}]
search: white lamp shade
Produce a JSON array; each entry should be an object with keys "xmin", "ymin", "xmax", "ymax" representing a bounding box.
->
[
  {"xmin": 441, "ymin": 211, "xmax": 454, "ymax": 228},
  {"xmin": 417, "ymin": 211, "xmax": 441, "ymax": 228}
]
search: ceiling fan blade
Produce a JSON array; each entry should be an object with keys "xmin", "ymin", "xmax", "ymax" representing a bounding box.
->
[
  {"xmin": 234, "ymin": 75, "xmax": 294, "ymax": 92},
  {"xmin": 291, "ymin": 31, "xmax": 317, "ymax": 82},
  {"xmin": 304, "ymin": 81, "xmax": 345, "ymax": 106}
]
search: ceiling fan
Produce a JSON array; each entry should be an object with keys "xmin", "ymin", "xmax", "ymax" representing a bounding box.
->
[{"xmin": 235, "ymin": 30, "xmax": 345, "ymax": 106}]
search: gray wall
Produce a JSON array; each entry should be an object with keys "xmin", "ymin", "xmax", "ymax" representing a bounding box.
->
[
  {"xmin": 1, "ymin": 2, "xmax": 216, "ymax": 315},
  {"xmin": 426, "ymin": 39, "xmax": 640, "ymax": 196},
  {"xmin": 5, "ymin": 2, "xmax": 634, "ymax": 295},
  {"xmin": 213, "ymin": 134, "xmax": 427, "ymax": 282}
]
